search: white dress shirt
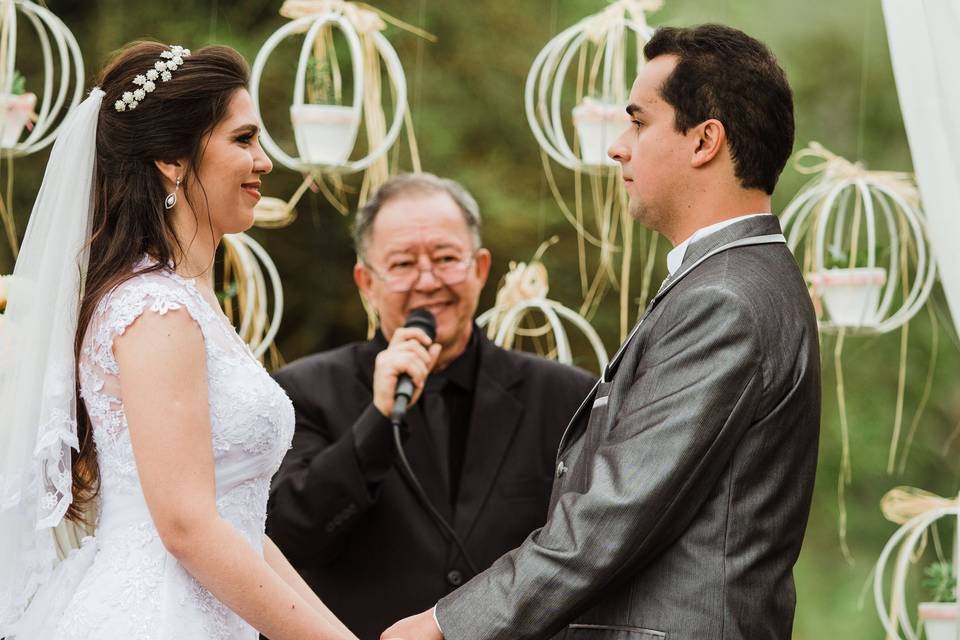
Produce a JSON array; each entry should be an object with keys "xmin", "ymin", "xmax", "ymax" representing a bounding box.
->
[{"xmin": 665, "ymin": 213, "xmax": 772, "ymax": 276}]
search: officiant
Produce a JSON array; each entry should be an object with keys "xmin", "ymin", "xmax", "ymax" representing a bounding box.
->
[{"xmin": 266, "ymin": 173, "xmax": 595, "ymax": 640}]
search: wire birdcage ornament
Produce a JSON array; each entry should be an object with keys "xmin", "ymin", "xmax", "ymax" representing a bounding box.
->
[{"xmin": 525, "ymin": 0, "xmax": 662, "ymax": 340}]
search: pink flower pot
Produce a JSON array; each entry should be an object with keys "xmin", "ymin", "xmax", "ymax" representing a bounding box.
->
[
  {"xmin": 0, "ymin": 92, "xmax": 36, "ymax": 148},
  {"xmin": 919, "ymin": 602, "xmax": 959, "ymax": 640},
  {"xmin": 808, "ymin": 267, "xmax": 886, "ymax": 328},
  {"xmin": 572, "ymin": 98, "xmax": 628, "ymax": 167}
]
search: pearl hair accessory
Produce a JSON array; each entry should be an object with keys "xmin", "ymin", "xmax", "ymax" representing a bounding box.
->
[{"xmin": 114, "ymin": 45, "xmax": 191, "ymax": 112}]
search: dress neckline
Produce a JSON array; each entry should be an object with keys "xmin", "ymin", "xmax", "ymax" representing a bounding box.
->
[{"xmin": 134, "ymin": 255, "xmax": 260, "ymax": 364}]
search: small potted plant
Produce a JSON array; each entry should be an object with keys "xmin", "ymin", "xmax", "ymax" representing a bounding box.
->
[
  {"xmin": 0, "ymin": 71, "xmax": 37, "ymax": 149},
  {"xmin": 571, "ymin": 96, "xmax": 628, "ymax": 167},
  {"xmin": 290, "ymin": 51, "xmax": 360, "ymax": 167},
  {"xmin": 807, "ymin": 247, "xmax": 886, "ymax": 328},
  {"xmin": 919, "ymin": 562, "xmax": 958, "ymax": 640}
]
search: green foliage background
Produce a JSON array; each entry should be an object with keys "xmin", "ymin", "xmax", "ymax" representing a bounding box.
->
[{"xmin": 3, "ymin": 1, "xmax": 960, "ymax": 637}]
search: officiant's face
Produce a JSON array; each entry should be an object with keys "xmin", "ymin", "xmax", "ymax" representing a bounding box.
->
[
  {"xmin": 609, "ymin": 55, "xmax": 693, "ymax": 235},
  {"xmin": 355, "ymin": 191, "xmax": 491, "ymax": 360}
]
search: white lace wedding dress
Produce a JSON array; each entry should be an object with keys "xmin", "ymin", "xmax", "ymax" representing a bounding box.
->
[{"xmin": 24, "ymin": 261, "xmax": 294, "ymax": 639}]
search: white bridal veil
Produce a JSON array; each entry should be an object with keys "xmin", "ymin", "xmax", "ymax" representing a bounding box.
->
[{"xmin": 0, "ymin": 87, "xmax": 104, "ymax": 635}]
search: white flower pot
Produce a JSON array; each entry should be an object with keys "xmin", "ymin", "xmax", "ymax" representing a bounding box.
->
[
  {"xmin": 920, "ymin": 602, "xmax": 960, "ymax": 640},
  {"xmin": 808, "ymin": 267, "xmax": 886, "ymax": 328},
  {"xmin": 0, "ymin": 92, "xmax": 36, "ymax": 148},
  {"xmin": 572, "ymin": 98, "xmax": 628, "ymax": 167},
  {"xmin": 290, "ymin": 104, "xmax": 360, "ymax": 167}
]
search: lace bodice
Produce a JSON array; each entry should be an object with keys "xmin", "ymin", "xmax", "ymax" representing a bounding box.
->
[{"xmin": 44, "ymin": 262, "xmax": 295, "ymax": 639}]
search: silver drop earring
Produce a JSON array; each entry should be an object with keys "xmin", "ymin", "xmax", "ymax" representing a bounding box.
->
[{"xmin": 164, "ymin": 176, "xmax": 181, "ymax": 210}]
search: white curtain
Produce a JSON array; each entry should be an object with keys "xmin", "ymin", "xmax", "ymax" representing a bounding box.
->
[{"xmin": 882, "ymin": 0, "xmax": 960, "ymax": 337}]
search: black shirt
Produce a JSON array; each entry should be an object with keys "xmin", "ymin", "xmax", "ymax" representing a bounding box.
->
[{"xmin": 355, "ymin": 327, "xmax": 481, "ymax": 508}]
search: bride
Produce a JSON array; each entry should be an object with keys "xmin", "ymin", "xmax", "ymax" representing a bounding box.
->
[{"xmin": 0, "ymin": 41, "xmax": 357, "ymax": 639}]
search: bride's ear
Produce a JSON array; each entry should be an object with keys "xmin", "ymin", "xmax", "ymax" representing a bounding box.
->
[{"xmin": 154, "ymin": 159, "xmax": 185, "ymax": 188}]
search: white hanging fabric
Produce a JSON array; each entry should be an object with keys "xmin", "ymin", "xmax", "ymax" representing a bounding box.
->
[{"xmin": 881, "ymin": 0, "xmax": 960, "ymax": 337}]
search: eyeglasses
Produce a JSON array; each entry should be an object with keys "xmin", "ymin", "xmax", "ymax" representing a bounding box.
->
[{"xmin": 365, "ymin": 252, "xmax": 478, "ymax": 293}]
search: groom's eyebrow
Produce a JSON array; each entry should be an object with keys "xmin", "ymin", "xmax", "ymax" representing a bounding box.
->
[{"xmin": 626, "ymin": 104, "xmax": 644, "ymax": 117}]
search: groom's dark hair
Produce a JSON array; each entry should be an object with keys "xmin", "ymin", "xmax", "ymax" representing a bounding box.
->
[{"xmin": 644, "ymin": 24, "xmax": 794, "ymax": 195}]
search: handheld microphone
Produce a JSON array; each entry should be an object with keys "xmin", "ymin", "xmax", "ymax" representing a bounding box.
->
[{"xmin": 390, "ymin": 308, "xmax": 436, "ymax": 426}]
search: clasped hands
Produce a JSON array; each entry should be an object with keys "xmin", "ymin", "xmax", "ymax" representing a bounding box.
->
[{"xmin": 380, "ymin": 607, "xmax": 443, "ymax": 640}]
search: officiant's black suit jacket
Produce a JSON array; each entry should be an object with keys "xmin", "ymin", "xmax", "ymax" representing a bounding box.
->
[{"xmin": 266, "ymin": 331, "xmax": 596, "ymax": 639}]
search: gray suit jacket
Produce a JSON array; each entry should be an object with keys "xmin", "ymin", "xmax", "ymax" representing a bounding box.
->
[{"xmin": 436, "ymin": 215, "xmax": 821, "ymax": 640}]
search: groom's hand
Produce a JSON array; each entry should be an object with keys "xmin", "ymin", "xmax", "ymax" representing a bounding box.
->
[{"xmin": 381, "ymin": 607, "xmax": 443, "ymax": 640}]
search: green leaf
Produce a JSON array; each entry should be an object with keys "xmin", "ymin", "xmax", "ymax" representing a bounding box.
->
[
  {"xmin": 923, "ymin": 563, "xmax": 957, "ymax": 603},
  {"xmin": 11, "ymin": 70, "xmax": 25, "ymax": 96}
]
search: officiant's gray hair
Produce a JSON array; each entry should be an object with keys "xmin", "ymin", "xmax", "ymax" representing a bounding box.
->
[{"xmin": 352, "ymin": 173, "xmax": 482, "ymax": 261}]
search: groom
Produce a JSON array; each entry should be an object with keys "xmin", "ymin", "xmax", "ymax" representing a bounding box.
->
[{"xmin": 384, "ymin": 24, "xmax": 821, "ymax": 640}]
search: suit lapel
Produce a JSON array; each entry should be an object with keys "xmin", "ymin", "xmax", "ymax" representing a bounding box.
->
[
  {"xmin": 679, "ymin": 214, "xmax": 783, "ymax": 272},
  {"xmin": 603, "ymin": 215, "xmax": 786, "ymax": 382},
  {"xmin": 451, "ymin": 339, "xmax": 524, "ymax": 542},
  {"xmin": 557, "ymin": 215, "xmax": 788, "ymax": 459},
  {"xmin": 555, "ymin": 380, "xmax": 601, "ymax": 458},
  {"xmin": 354, "ymin": 334, "xmax": 386, "ymax": 389}
]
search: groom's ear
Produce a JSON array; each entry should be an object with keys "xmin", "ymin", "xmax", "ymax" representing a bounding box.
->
[{"xmin": 154, "ymin": 158, "xmax": 185, "ymax": 187}]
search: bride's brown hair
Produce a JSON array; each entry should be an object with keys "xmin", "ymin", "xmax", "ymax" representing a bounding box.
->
[{"xmin": 68, "ymin": 41, "xmax": 249, "ymax": 524}]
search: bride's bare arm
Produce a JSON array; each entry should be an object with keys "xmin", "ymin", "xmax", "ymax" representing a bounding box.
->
[
  {"xmin": 263, "ymin": 535, "xmax": 358, "ymax": 639},
  {"xmin": 115, "ymin": 307, "xmax": 349, "ymax": 640}
]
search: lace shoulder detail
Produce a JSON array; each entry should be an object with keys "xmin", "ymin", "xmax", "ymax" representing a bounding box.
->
[{"xmin": 84, "ymin": 268, "xmax": 215, "ymax": 377}]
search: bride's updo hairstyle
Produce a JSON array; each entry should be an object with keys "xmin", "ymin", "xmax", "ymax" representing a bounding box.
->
[{"xmin": 69, "ymin": 41, "xmax": 250, "ymax": 523}]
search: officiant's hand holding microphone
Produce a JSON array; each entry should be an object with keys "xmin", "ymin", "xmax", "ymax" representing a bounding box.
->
[{"xmin": 373, "ymin": 309, "xmax": 443, "ymax": 421}]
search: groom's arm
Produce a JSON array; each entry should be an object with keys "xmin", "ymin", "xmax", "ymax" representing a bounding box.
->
[{"xmin": 432, "ymin": 286, "xmax": 766, "ymax": 640}]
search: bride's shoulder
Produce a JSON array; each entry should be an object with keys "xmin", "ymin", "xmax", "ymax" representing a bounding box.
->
[
  {"xmin": 82, "ymin": 257, "xmax": 211, "ymax": 371},
  {"xmin": 92, "ymin": 258, "xmax": 208, "ymax": 338}
]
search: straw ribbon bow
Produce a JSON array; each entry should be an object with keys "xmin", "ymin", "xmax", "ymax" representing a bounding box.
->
[
  {"xmin": 496, "ymin": 261, "xmax": 550, "ymax": 309},
  {"xmin": 582, "ymin": 0, "xmax": 663, "ymax": 43},
  {"xmin": 794, "ymin": 141, "xmax": 919, "ymax": 206},
  {"xmin": 881, "ymin": 486, "xmax": 960, "ymax": 525},
  {"xmin": 485, "ymin": 237, "xmax": 558, "ymax": 341},
  {"xmin": 280, "ymin": 0, "xmax": 436, "ymax": 40},
  {"xmin": 485, "ymin": 261, "xmax": 550, "ymax": 342}
]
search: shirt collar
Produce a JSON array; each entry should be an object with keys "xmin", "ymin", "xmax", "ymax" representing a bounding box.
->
[
  {"xmin": 434, "ymin": 324, "xmax": 480, "ymax": 392},
  {"xmin": 665, "ymin": 213, "xmax": 772, "ymax": 276}
]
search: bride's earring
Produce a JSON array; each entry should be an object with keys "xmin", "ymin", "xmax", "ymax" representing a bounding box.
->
[{"xmin": 164, "ymin": 176, "xmax": 181, "ymax": 210}]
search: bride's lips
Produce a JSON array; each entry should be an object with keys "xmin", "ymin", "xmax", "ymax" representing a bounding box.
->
[{"xmin": 241, "ymin": 181, "xmax": 261, "ymax": 201}]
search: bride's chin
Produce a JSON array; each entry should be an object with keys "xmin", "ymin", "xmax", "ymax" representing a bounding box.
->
[{"xmin": 225, "ymin": 210, "xmax": 256, "ymax": 235}]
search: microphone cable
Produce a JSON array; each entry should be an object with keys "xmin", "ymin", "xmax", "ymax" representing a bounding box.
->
[{"xmin": 391, "ymin": 419, "xmax": 480, "ymax": 576}]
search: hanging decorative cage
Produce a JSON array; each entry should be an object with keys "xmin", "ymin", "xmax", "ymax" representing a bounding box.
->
[
  {"xmin": 782, "ymin": 144, "xmax": 941, "ymax": 560},
  {"xmin": 873, "ymin": 487, "xmax": 960, "ymax": 640},
  {"xmin": 252, "ymin": 2, "xmax": 406, "ymax": 176},
  {"xmin": 220, "ymin": 233, "xmax": 284, "ymax": 364},
  {"xmin": 0, "ymin": 0, "xmax": 83, "ymax": 156},
  {"xmin": 525, "ymin": 0, "xmax": 656, "ymax": 173},
  {"xmin": 477, "ymin": 238, "xmax": 609, "ymax": 372},
  {"xmin": 0, "ymin": 0, "xmax": 83, "ymax": 260},
  {"xmin": 250, "ymin": 0, "xmax": 428, "ymax": 221},
  {"xmin": 524, "ymin": 0, "xmax": 662, "ymax": 340},
  {"xmin": 781, "ymin": 142, "xmax": 937, "ymax": 335}
]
